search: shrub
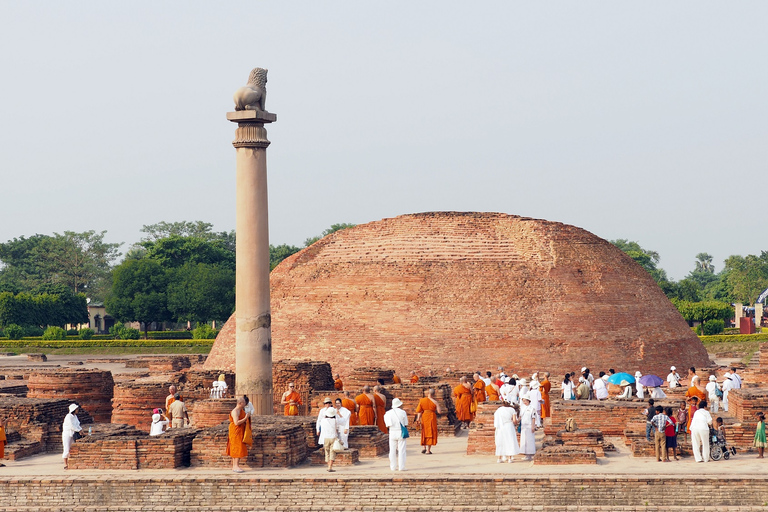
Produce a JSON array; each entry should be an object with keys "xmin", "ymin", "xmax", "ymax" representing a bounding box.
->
[
  {"xmin": 192, "ymin": 323, "xmax": 219, "ymax": 340},
  {"xmin": 109, "ymin": 324, "xmax": 141, "ymax": 340},
  {"xmin": 78, "ymin": 328, "xmax": 95, "ymax": 340},
  {"xmin": 66, "ymin": 329, "xmax": 79, "ymax": 336},
  {"xmin": 699, "ymin": 333, "xmax": 768, "ymax": 343},
  {"xmin": 701, "ymin": 319, "xmax": 725, "ymax": 335},
  {"xmin": 23, "ymin": 325, "xmax": 44, "ymax": 337},
  {"xmin": 42, "ymin": 326, "xmax": 67, "ymax": 340},
  {"xmin": 4, "ymin": 324, "xmax": 24, "ymax": 340},
  {"xmin": 145, "ymin": 331, "xmax": 193, "ymax": 340}
]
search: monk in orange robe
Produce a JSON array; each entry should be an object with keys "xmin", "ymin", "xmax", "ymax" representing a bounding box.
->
[
  {"xmin": 686, "ymin": 385, "xmax": 706, "ymax": 402},
  {"xmin": 392, "ymin": 372, "xmax": 402, "ymax": 384},
  {"xmin": 415, "ymin": 388, "xmax": 442, "ymax": 454},
  {"xmin": 342, "ymin": 391, "xmax": 358, "ymax": 425},
  {"xmin": 410, "ymin": 371, "xmax": 419, "ymax": 384},
  {"xmin": 226, "ymin": 396, "xmax": 249, "ymax": 472},
  {"xmin": 0, "ymin": 418, "xmax": 6, "ymax": 460},
  {"xmin": 540, "ymin": 372, "xmax": 552, "ymax": 418},
  {"xmin": 373, "ymin": 385, "xmax": 388, "ymax": 434},
  {"xmin": 356, "ymin": 386, "xmax": 376, "ymax": 425},
  {"xmin": 281, "ymin": 382, "xmax": 303, "ymax": 416},
  {"xmin": 485, "ymin": 378, "xmax": 500, "ymax": 401},
  {"xmin": 334, "ymin": 374, "xmax": 343, "ymax": 391},
  {"xmin": 472, "ymin": 373, "xmax": 486, "ymax": 403},
  {"xmin": 454, "ymin": 377, "xmax": 473, "ymax": 427}
]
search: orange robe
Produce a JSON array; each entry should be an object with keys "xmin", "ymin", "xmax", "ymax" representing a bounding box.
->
[
  {"xmin": 283, "ymin": 391, "xmax": 302, "ymax": 416},
  {"xmin": 410, "ymin": 375, "xmax": 419, "ymax": 384},
  {"xmin": 416, "ymin": 397, "xmax": 438, "ymax": 446},
  {"xmin": 393, "ymin": 375, "xmax": 402, "ymax": 384},
  {"xmin": 454, "ymin": 384, "xmax": 473, "ymax": 422},
  {"xmin": 473, "ymin": 380, "xmax": 486, "ymax": 403},
  {"xmin": 540, "ymin": 379, "xmax": 552, "ymax": 419},
  {"xmin": 686, "ymin": 404, "xmax": 697, "ymax": 434},
  {"xmin": 342, "ymin": 398, "xmax": 358, "ymax": 425},
  {"xmin": 334, "ymin": 379, "xmax": 343, "ymax": 391},
  {"xmin": 686, "ymin": 386, "xmax": 706, "ymax": 402},
  {"xmin": 0, "ymin": 426, "xmax": 5, "ymax": 459},
  {"xmin": 356, "ymin": 393, "xmax": 376, "ymax": 425},
  {"xmin": 226, "ymin": 410, "xmax": 248, "ymax": 459},
  {"xmin": 374, "ymin": 394, "xmax": 388, "ymax": 434},
  {"xmin": 485, "ymin": 383, "xmax": 500, "ymax": 401}
]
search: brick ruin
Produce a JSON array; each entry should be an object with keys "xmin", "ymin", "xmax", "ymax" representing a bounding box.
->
[
  {"xmin": 27, "ymin": 369, "xmax": 114, "ymax": 423},
  {"xmin": 206, "ymin": 212, "xmax": 710, "ymax": 378}
]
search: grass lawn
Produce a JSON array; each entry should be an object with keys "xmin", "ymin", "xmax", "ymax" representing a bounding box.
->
[
  {"xmin": 0, "ymin": 345, "xmax": 212, "ymax": 356},
  {"xmin": 702, "ymin": 339, "xmax": 762, "ymax": 365}
]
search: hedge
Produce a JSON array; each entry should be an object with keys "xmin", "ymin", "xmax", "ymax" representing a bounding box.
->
[
  {"xmin": 0, "ymin": 339, "xmax": 215, "ymax": 349},
  {"xmin": 699, "ymin": 333, "xmax": 768, "ymax": 344}
]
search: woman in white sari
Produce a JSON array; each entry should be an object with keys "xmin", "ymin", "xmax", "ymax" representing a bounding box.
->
[{"xmin": 493, "ymin": 401, "xmax": 519, "ymax": 463}]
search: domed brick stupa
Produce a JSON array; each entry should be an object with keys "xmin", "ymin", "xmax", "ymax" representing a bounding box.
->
[{"xmin": 205, "ymin": 212, "xmax": 710, "ymax": 377}]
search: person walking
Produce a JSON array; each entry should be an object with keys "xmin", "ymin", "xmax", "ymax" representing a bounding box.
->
[
  {"xmin": 226, "ymin": 396, "xmax": 249, "ymax": 473},
  {"xmin": 383, "ymin": 398, "xmax": 408, "ymax": 471},
  {"xmin": 62, "ymin": 403, "xmax": 82, "ymax": 470},
  {"xmin": 493, "ymin": 401, "xmax": 519, "ymax": 463},
  {"xmin": 518, "ymin": 393, "xmax": 536, "ymax": 461},
  {"xmin": 318, "ymin": 408, "xmax": 341, "ymax": 472},
  {"xmin": 706, "ymin": 375, "xmax": 721, "ymax": 413},
  {"xmin": 690, "ymin": 400, "xmax": 713, "ymax": 463},
  {"xmin": 415, "ymin": 388, "xmax": 441, "ymax": 454}
]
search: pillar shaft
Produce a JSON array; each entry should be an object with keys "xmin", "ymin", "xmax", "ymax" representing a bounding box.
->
[{"xmin": 228, "ymin": 110, "xmax": 277, "ymax": 415}]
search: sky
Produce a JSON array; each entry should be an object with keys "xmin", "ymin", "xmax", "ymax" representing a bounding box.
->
[{"xmin": 0, "ymin": 2, "xmax": 766, "ymax": 281}]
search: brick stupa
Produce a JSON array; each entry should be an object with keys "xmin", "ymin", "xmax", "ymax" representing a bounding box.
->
[{"xmin": 205, "ymin": 212, "xmax": 709, "ymax": 377}]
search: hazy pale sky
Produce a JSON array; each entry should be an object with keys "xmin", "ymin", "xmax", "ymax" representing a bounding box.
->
[{"xmin": 1, "ymin": 2, "xmax": 766, "ymax": 280}]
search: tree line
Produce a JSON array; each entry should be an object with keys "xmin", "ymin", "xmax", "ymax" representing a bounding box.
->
[{"xmin": 0, "ymin": 221, "xmax": 354, "ymax": 337}]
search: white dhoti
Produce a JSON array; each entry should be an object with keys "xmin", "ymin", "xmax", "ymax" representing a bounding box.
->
[
  {"xmin": 388, "ymin": 438, "xmax": 407, "ymax": 471},
  {"xmin": 62, "ymin": 432, "xmax": 74, "ymax": 458}
]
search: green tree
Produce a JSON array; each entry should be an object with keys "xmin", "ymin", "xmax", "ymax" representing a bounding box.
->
[
  {"xmin": 166, "ymin": 263, "xmax": 235, "ymax": 324},
  {"xmin": 141, "ymin": 221, "xmax": 236, "ymax": 252},
  {"xmin": 270, "ymin": 244, "xmax": 301, "ymax": 270},
  {"xmin": 671, "ymin": 299, "xmax": 733, "ymax": 323},
  {"xmin": 722, "ymin": 252, "xmax": 768, "ymax": 304},
  {"xmin": 676, "ymin": 278, "xmax": 702, "ymax": 302},
  {"xmin": 105, "ymin": 259, "xmax": 172, "ymax": 339},
  {"xmin": 610, "ymin": 239, "xmax": 674, "ymax": 294},
  {"xmin": 141, "ymin": 236, "xmax": 235, "ymax": 270},
  {"xmin": 303, "ymin": 223, "xmax": 357, "ymax": 247}
]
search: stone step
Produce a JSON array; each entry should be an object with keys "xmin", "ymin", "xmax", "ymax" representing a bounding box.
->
[{"xmin": 309, "ymin": 446, "xmax": 359, "ymax": 465}]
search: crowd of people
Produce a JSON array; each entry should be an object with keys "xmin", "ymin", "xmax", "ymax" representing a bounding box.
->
[{"xmin": 49, "ymin": 363, "xmax": 767, "ymax": 472}]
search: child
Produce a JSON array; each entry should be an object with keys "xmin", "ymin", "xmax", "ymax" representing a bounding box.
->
[
  {"xmin": 676, "ymin": 400, "xmax": 689, "ymax": 442},
  {"xmin": 754, "ymin": 412, "xmax": 766, "ymax": 459},
  {"xmin": 715, "ymin": 417, "xmax": 735, "ymax": 456},
  {"xmin": 686, "ymin": 397, "xmax": 699, "ymax": 438},
  {"xmin": 665, "ymin": 407, "xmax": 679, "ymax": 460}
]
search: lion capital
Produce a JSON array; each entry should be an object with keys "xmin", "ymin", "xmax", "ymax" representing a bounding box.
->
[{"xmin": 233, "ymin": 67, "xmax": 268, "ymax": 112}]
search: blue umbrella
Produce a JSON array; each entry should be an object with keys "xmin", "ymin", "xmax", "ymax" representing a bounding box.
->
[
  {"xmin": 607, "ymin": 372, "xmax": 635, "ymax": 385},
  {"xmin": 639, "ymin": 374, "xmax": 664, "ymax": 388}
]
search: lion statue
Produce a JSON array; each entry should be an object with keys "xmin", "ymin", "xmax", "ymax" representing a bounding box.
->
[{"xmin": 233, "ymin": 67, "xmax": 268, "ymax": 112}]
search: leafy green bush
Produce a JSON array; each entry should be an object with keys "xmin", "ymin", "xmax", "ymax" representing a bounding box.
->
[
  {"xmin": 109, "ymin": 325, "xmax": 141, "ymax": 340},
  {"xmin": 78, "ymin": 328, "xmax": 95, "ymax": 340},
  {"xmin": 145, "ymin": 331, "xmax": 193, "ymax": 340},
  {"xmin": 0, "ymin": 339, "xmax": 214, "ymax": 349},
  {"xmin": 42, "ymin": 326, "xmax": 67, "ymax": 340},
  {"xmin": 723, "ymin": 327, "xmax": 740, "ymax": 335},
  {"xmin": 192, "ymin": 323, "xmax": 219, "ymax": 340},
  {"xmin": 23, "ymin": 325, "xmax": 44, "ymax": 337},
  {"xmin": 4, "ymin": 324, "xmax": 24, "ymax": 340},
  {"xmin": 701, "ymin": 319, "xmax": 725, "ymax": 336},
  {"xmin": 66, "ymin": 329, "xmax": 79, "ymax": 336}
]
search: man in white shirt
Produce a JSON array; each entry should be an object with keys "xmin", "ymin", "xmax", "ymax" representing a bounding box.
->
[
  {"xmin": 730, "ymin": 367, "xmax": 742, "ymax": 389},
  {"xmin": 482, "ymin": 372, "xmax": 492, "ymax": 386},
  {"xmin": 333, "ymin": 398, "xmax": 351, "ymax": 448},
  {"xmin": 721, "ymin": 373, "xmax": 734, "ymax": 412},
  {"xmin": 316, "ymin": 398, "xmax": 333, "ymax": 445},
  {"xmin": 499, "ymin": 377, "xmax": 514, "ymax": 403},
  {"xmin": 383, "ymin": 398, "xmax": 408, "ymax": 471},
  {"xmin": 667, "ymin": 366, "xmax": 681, "ymax": 388},
  {"xmin": 593, "ymin": 373, "xmax": 609, "ymax": 400},
  {"xmin": 705, "ymin": 376, "xmax": 720, "ymax": 413}
]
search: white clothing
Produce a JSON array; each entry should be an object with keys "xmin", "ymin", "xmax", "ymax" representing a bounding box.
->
[
  {"xmin": 210, "ymin": 380, "xmax": 228, "ymax": 398},
  {"xmin": 316, "ymin": 407, "xmax": 335, "ymax": 444},
  {"xmin": 519, "ymin": 405, "xmax": 536, "ymax": 455},
  {"xmin": 150, "ymin": 418, "xmax": 169, "ymax": 436},
  {"xmin": 335, "ymin": 406, "xmax": 351, "ymax": 448},
  {"xmin": 691, "ymin": 427, "xmax": 711, "ymax": 462},
  {"xmin": 481, "ymin": 377, "xmax": 491, "ymax": 386},
  {"xmin": 499, "ymin": 383, "xmax": 515, "ymax": 403},
  {"xmin": 384, "ymin": 408, "xmax": 408, "ymax": 471},
  {"xmin": 722, "ymin": 379, "xmax": 733, "ymax": 412},
  {"xmin": 667, "ymin": 372, "xmax": 681, "ymax": 388},
  {"xmin": 243, "ymin": 402, "xmax": 255, "ymax": 417},
  {"xmin": 493, "ymin": 406, "xmax": 520, "ymax": 457},
  {"xmin": 636, "ymin": 383, "xmax": 645, "ymax": 399},
  {"xmin": 650, "ymin": 387, "xmax": 666, "ymax": 399},
  {"xmin": 527, "ymin": 388, "xmax": 543, "ymax": 427},
  {"xmin": 561, "ymin": 381, "xmax": 574, "ymax": 400},
  {"xmin": 731, "ymin": 373, "xmax": 742, "ymax": 389},
  {"xmin": 690, "ymin": 409, "xmax": 713, "ymax": 431},
  {"xmin": 593, "ymin": 378, "xmax": 608, "ymax": 400},
  {"xmin": 318, "ymin": 416, "xmax": 340, "ymax": 445},
  {"xmin": 690, "ymin": 375, "xmax": 700, "ymax": 388},
  {"xmin": 620, "ymin": 386, "xmax": 633, "ymax": 399},
  {"xmin": 706, "ymin": 382, "xmax": 721, "ymax": 413},
  {"xmin": 62, "ymin": 412, "xmax": 82, "ymax": 458},
  {"xmin": 519, "ymin": 385, "xmax": 530, "ymax": 397}
]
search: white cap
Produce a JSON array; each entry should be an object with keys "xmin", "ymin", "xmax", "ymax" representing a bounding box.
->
[
  {"xmin": 68, "ymin": 404, "xmax": 79, "ymax": 413},
  {"xmin": 519, "ymin": 378, "xmax": 528, "ymax": 385},
  {"xmin": 520, "ymin": 392, "xmax": 531, "ymax": 402},
  {"xmin": 634, "ymin": 371, "xmax": 642, "ymax": 378},
  {"xmin": 391, "ymin": 398, "xmax": 403, "ymax": 408},
  {"xmin": 709, "ymin": 375, "xmax": 717, "ymax": 381},
  {"xmin": 325, "ymin": 408, "xmax": 337, "ymax": 417},
  {"xmin": 581, "ymin": 367, "xmax": 587, "ymax": 372},
  {"xmin": 670, "ymin": 366, "xmax": 676, "ymax": 371},
  {"xmin": 724, "ymin": 372, "xmax": 732, "ymax": 378},
  {"xmin": 602, "ymin": 375, "xmax": 608, "ymax": 381},
  {"xmin": 152, "ymin": 413, "xmax": 161, "ymax": 422}
]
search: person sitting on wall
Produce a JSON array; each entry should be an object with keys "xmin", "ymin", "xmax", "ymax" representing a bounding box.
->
[{"xmin": 281, "ymin": 382, "xmax": 302, "ymax": 416}]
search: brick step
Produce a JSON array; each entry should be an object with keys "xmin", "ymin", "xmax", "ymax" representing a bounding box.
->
[{"xmin": 4, "ymin": 440, "xmax": 45, "ymax": 461}]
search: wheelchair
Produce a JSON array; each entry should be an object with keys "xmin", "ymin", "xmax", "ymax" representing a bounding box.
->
[{"xmin": 709, "ymin": 427, "xmax": 736, "ymax": 461}]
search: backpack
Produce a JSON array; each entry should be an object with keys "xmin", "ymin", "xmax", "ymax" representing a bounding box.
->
[
  {"xmin": 565, "ymin": 417, "xmax": 577, "ymax": 432},
  {"xmin": 716, "ymin": 386, "xmax": 724, "ymax": 398}
]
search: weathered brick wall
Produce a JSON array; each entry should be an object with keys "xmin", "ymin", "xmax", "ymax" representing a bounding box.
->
[
  {"xmin": 190, "ymin": 398, "xmax": 237, "ymax": 427},
  {"xmin": 466, "ymin": 400, "xmax": 500, "ymax": 455},
  {"xmin": 27, "ymin": 369, "xmax": 114, "ymax": 423},
  {"xmin": 727, "ymin": 388, "xmax": 768, "ymax": 423},
  {"xmin": 112, "ymin": 377, "xmax": 174, "ymax": 430},
  {"xmin": 546, "ymin": 399, "xmax": 653, "ymax": 436},
  {"xmin": 5, "ymin": 476, "xmax": 768, "ymax": 510},
  {"xmin": 345, "ymin": 367, "xmax": 395, "ymax": 389},
  {"xmin": 205, "ymin": 212, "xmax": 710, "ymax": 378}
]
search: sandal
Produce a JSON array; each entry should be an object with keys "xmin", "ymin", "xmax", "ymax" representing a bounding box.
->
[{"xmin": 421, "ymin": 448, "xmax": 426, "ymax": 454}]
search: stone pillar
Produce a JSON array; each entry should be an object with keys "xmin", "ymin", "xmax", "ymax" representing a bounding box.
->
[
  {"xmin": 735, "ymin": 303, "xmax": 743, "ymax": 329},
  {"xmin": 227, "ymin": 108, "xmax": 277, "ymax": 415},
  {"xmin": 756, "ymin": 303, "xmax": 764, "ymax": 329}
]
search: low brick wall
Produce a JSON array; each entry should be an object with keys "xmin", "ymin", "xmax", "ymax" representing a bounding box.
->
[
  {"xmin": 4, "ymin": 475, "xmax": 768, "ymax": 510},
  {"xmin": 27, "ymin": 369, "xmax": 114, "ymax": 423},
  {"xmin": 348, "ymin": 425, "xmax": 389, "ymax": 458},
  {"xmin": 547, "ymin": 399, "xmax": 660, "ymax": 436},
  {"xmin": 727, "ymin": 388, "xmax": 768, "ymax": 423},
  {"xmin": 534, "ymin": 446, "xmax": 598, "ymax": 465}
]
